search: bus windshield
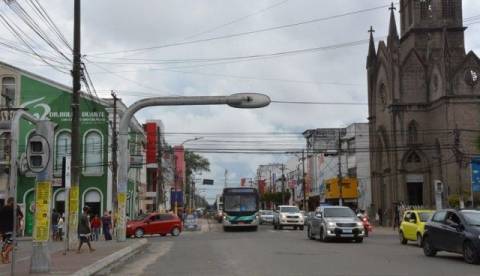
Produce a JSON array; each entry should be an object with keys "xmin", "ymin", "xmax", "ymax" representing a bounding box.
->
[{"xmin": 224, "ymin": 194, "xmax": 257, "ymax": 212}]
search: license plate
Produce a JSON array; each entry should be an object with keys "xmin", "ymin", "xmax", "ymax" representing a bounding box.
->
[
  {"xmin": 343, "ymin": 229, "xmax": 352, "ymax": 233},
  {"xmin": 238, "ymin": 222, "xmax": 245, "ymax": 224}
]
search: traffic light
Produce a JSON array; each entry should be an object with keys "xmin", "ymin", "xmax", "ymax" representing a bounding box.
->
[{"xmin": 26, "ymin": 134, "xmax": 49, "ymax": 173}]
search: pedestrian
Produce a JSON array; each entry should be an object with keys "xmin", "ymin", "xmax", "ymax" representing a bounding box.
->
[
  {"xmin": 138, "ymin": 209, "xmax": 144, "ymax": 216},
  {"xmin": 101, "ymin": 211, "xmax": 112, "ymax": 240},
  {"xmin": 393, "ymin": 204, "xmax": 400, "ymax": 231},
  {"xmin": 51, "ymin": 208, "xmax": 59, "ymax": 241},
  {"xmin": 57, "ymin": 214, "xmax": 64, "ymax": 241},
  {"xmin": 377, "ymin": 208, "xmax": 383, "ymax": 226},
  {"xmin": 0, "ymin": 197, "xmax": 23, "ymax": 264},
  {"xmin": 77, "ymin": 206, "xmax": 95, "ymax": 253},
  {"xmin": 90, "ymin": 214, "xmax": 101, "ymax": 241}
]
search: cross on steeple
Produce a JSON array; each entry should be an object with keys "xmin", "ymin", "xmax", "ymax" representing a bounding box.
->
[
  {"xmin": 389, "ymin": 2, "xmax": 396, "ymax": 11},
  {"xmin": 368, "ymin": 26, "xmax": 375, "ymax": 34}
]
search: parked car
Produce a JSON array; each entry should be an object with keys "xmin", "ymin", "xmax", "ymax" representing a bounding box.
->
[
  {"xmin": 399, "ymin": 210, "xmax": 434, "ymax": 246},
  {"xmin": 273, "ymin": 205, "xmax": 304, "ymax": 230},
  {"xmin": 126, "ymin": 213, "xmax": 182, "ymax": 238},
  {"xmin": 259, "ymin": 210, "xmax": 274, "ymax": 225},
  {"xmin": 423, "ymin": 209, "xmax": 480, "ymax": 264},
  {"xmin": 307, "ymin": 206, "xmax": 364, "ymax": 243}
]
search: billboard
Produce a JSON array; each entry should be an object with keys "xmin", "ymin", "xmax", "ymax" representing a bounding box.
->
[
  {"xmin": 203, "ymin": 179, "xmax": 214, "ymax": 185},
  {"xmin": 471, "ymin": 158, "xmax": 480, "ymax": 193}
]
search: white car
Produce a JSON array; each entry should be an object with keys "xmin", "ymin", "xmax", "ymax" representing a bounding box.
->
[
  {"xmin": 273, "ymin": 205, "xmax": 304, "ymax": 230},
  {"xmin": 259, "ymin": 210, "xmax": 274, "ymax": 224}
]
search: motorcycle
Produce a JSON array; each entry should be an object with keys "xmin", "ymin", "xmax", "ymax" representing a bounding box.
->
[{"xmin": 357, "ymin": 213, "xmax": 373, "ymax": 237}]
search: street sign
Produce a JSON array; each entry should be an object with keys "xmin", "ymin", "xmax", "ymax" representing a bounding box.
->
[
  {"xmin": 471, "ymin": 158, "xmax": 480, "ymax": 192},
  {"xmin": 203, "ymin": 179, "xmax": 214, "ymax": 185},
  {"xmin": 65, "ymin": 156, "xmax": 71, "ymax": 188}
]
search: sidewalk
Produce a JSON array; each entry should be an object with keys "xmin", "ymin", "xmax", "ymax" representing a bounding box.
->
[{"xmin": 0, "ymin": 238, "xmax": 148, "ymax": 276}]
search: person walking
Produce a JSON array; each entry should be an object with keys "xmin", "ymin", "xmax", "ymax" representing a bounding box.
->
[
  {"xmin": 90, "ymin": 214, "xmax": 101, "ymax": 241},
  {"xmin": 51, "ymin": 209, "xmax": 59, "ymax": 241},
  {"xmin": 57, "ymin": 214, "xmax": 64, "ymax": 241},
  {"xmin": 77, "ymin": 206, "xmax": 95, "ymax": 253},
  {"xmin": 101, "ymin": 211, "xmax": 112, "ymax": 241},
  {"xmin": 0, "ymin": 197, "xmax": 23, "ymax": 264}
]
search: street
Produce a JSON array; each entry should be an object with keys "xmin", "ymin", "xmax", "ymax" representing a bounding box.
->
[{"xmin": 114, "ymin": 220, "xmax": 480, "ymax": 276}]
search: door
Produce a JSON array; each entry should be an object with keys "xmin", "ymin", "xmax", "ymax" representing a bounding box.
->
[
  {"xmin": 402, "ymin": 212, "xmax": 416, "ymax": 240},
  {"xmin": 159, "ymin": 214, "xmax": 175, "ymax": 234},
  {"xmin": 428, "ymin": 211, "xmax": 447, "ymax": 249},
  {"xmin": 443, "ymin": 212, "xmax": 464, "ymax": 253},
  {"xmin": 144, "ymin": 215, "xmax": 158, "ymax": 234},
  {"xmin": 407, "ymin": 182, "xmax": 423, "ymax": 206}
]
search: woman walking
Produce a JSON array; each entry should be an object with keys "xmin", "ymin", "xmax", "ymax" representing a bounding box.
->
[
  {"xmin": 90, "ymin": 214, "xmax": 101, "ymax": 241},
  {"xmin": 77, "ymin": 206, "xmax": 95, "ymax": 253},
  {"xmin": 101, "ymin": 211, "xmax": 112, "ymax": 240}
]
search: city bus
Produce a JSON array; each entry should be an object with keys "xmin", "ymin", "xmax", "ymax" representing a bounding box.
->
[{"xmin": 222, "ymin": 187, "xmax": 259, "ymax": 231}]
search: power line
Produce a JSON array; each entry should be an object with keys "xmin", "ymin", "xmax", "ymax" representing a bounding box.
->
[{"xmin": 88, "ymin": 3, "xmax": 392, "ymax": 56}]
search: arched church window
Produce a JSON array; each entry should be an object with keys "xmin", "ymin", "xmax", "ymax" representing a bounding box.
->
[
  {"xmin": 379, "ymin": 83, "xmax": 387, "ymax": 105},
  {"xmin": 420, "ymin": 0, "xmax": 432, "ymax": 19},
  {"xmin": 407, "ymin": 152, "xmax": 421, "ymax": 163},
  {"xmin": 442, "ymin": 0, "xmax": 456, "ymax": 19},
  {"xmin": 465, "ymin": 68, "xmax": 479, "ymax": 87},
  {"xmin": 407, "ymin": 121, "xmax": 418, "ymax": 145}
]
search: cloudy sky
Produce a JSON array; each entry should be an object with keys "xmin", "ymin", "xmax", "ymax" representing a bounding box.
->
[{"xmin": 2, "ymin": 0, "xmax": 480, "ymax": 202}]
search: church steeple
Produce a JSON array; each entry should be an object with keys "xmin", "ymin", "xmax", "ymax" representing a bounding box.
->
[
  {"xmin": 367, "ymin": 26, "xmax": 377, "ymax": 69},
  {"xmin": 387, "ymin": 3, "xmax": 399, "ymax": 47}
]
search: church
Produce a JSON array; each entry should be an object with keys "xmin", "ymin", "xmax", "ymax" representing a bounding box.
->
[{"xmin": 367, "ymin": 0, "xmax": 480, "ymax": 224}]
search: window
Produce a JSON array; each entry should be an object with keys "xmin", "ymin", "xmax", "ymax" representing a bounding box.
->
[
  {"xmin": 408, "ymin": 1, "xmax": 413, "ymax": 25},
  {"xmin": 407, "ymin": 121, "xmax": 418, "ymax": 145},
  {"xmin": 347, "ymin": 168, "xmax": 357, "ymax": 178},
  {"xmin": 420, "ymin": 0, "xmax": 432, "ymax": 19},
  {"xmin": 406, "ymin": 152, "xmax": 421, "ymax": 163},
  {"xmin": 445, "ymin": 212, "xmax": 461, "ymax": 226},
  {"xmin": 347, "ymin": 139, "xmax": 355, "ymax": 154},
  {"xmin": 432, "ymin": 211, "xmax": 447, "ymax": 222},
  {"xmin": 1, "ymin": 77, "xmax": 15, "ymax": 106},
  {"xmin": 442, "ymin": 0, "xmax": 456, "ymax": 19},
  {"xmin": 84, "ymin": 131, "xmax": 103, "ymax": 174},
  {"xmin": 55, "ymin": 131, "xmax": 71, "ymax": 172}
]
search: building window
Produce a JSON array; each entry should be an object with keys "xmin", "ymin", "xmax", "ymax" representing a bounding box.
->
[
  {"xmin": 84, "ymin": 131, "xmax": 103, "ymax": 174},
  {"xmin": 420, "ymin": 0, "xmax": 432, "ymax": 19},
  {"xmin": 1, "ymin": 77, "xmax": 15, "ymax": 106},
  {"xmin": 347, "ymin": 139, "xmax": 355, "ymax": 155},
  {"xmin": 442, "ymin": 0, "xmax": 456, "ymax": 19},
  {"xmin": 408, "ymin": 1, "xmax": 413, "ymax": 26},
  {"xmin": 348, "ymin": 167, "xmax": 357, "ymax": 178},
  {"xmin": 406, "ymin": 152, "xmax": 421, "ymax": 163},
  {"xmin": 407, "ymin": 121, "xmax": 418, "ymax": 145},
  {"xmin": 55, "ymin": 131, "xmax": 71, "ymax": 172}
]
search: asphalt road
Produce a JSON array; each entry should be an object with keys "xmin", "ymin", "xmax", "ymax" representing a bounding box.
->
[{"xmin": 114, "ymin": 220, "xmax": 480, "ymax": 276}]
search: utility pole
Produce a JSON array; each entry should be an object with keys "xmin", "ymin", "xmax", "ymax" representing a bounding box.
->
[
  {"xmin": 302, "ymin": 150, "xmax": 307, "ymax": 211},
  {"xmin": 281, "ymin": 164, "xmax": 286, "ymax": 205},
  {"xmin": 111, "ymin": 91, "xmax": 118, "ymax": 213},
  {"xmin": 224, "ymin": 169, "xmax": 228, "ymax": 188},
  {"xmin": 68, "ymin": 0, "xmax": 81, "ymax": 248},
  {"xmin": 338, "ymin": 133, "xmax": 343, "ymax": 206}
]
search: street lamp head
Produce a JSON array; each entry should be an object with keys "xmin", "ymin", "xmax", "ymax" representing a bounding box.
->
[{"xmin": 227, "ymin": 93, "xmax": 271, "ymax": 109}]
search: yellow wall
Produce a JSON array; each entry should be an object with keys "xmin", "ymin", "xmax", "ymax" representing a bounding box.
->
[{"xmin": 325, "ymin": 177, "xmax": 358, "ymax": 199}]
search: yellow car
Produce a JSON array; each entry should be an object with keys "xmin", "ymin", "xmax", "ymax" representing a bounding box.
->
[{"xmin": 399, "ymin": 210, "xmax": 434, "ymax": 247}]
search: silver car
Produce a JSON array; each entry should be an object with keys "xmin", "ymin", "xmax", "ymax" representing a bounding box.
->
[
  {"xmin": 307, "ymin": 206, "xmax": 365, "ymax": 243},
  {"xmin": 259, "ymin": 210, "xmax": 274, "ymax": 225}
]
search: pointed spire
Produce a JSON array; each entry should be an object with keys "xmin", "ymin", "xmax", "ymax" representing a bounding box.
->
[
  {"xmin": 387, "ymin": 3, "xmax": 399, "ymax": 46},
  {"xmin": 367, "ymin": 26, "xmax": 377, "ymax": 69}
]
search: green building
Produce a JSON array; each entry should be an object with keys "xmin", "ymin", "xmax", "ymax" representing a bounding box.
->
[{"xmin": 0, "ymin": 61, "xmax": 146, "ymax": 236}]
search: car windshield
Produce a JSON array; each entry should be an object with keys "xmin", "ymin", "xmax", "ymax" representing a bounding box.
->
[
  {"xmin": 261, "ymin": 211, "xmax": 273, "ymax": 215},
  {"xmin": 461, "ymin": 211, "xmax": 480, "ymax": 226},
  {"xmin": 324, "ymin": 208, "xmax": 355, "ymax": 218},
  {"xmin": 418, "ymin": 212, "xmax": 433, "ymax": 222},
  {"xmin": 280, "ymin": 207, "xmax": 299, "ymax": 213}
]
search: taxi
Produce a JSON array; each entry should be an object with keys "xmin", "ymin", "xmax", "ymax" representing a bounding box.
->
[{"xmin": 399, "ymin": 210, "xmax": 434, "ymax": 247}]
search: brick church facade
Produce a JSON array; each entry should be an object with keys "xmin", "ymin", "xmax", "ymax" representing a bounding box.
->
[{"xmin": 367, "ymin": 0, "xmax": 480, "ymax": 223}]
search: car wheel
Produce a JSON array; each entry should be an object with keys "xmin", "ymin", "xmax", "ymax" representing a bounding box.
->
[
  {"xmin": 399, "ymin": 231, "xmax": 407, "ymax": 245},
  {"xmin": 294, "ymin": 226, "xmax": 298, "ymax": 230},
  {"xmin": 364, "ymin": 227, "xmax": 369, "ymax": 237},
  {"xmin": 416, "ymin": 233, "xmax": 423, "ymax": 247},
  {"xmin": 134, "ymin": 228, "xmax": 144, "ymax": 238},
  {"xmin": 307, "ymin": 226, "xmax": 315, "ymax": 240},
  {"xmin": 321, "ymin": 227, "xmax": 328, "ymax": 242},
  {"xmin": 273, "ymin": 223, "xmax": 277, "ymax": 230},
  {"xmin": 171, "ymin": 227, "xmax": 181, "ymax": 237},
  {"xmin": 463, "ymin": 241, "xmax": 480, "ymax": 264},
  {"xmin": 354, "ymin": 238, "xmax": 363, "ymax": 243},
  {"xmin": 252, "ymin": 226, "xmax": 258, "ymax": 231},
  {"xmin": 422, "ymin": 236, "xmax": 437, "ymax": 257},
  {"xmin": 279, "ymin": 225, "xmax": 283, "ymax": 230},
  {"xmin": 223, "ymin": 226, "xmax": 230, "ymax": 232},
  {"xmin": 299, "ymin": 226, "xmax": 304, "ymax": 231}
]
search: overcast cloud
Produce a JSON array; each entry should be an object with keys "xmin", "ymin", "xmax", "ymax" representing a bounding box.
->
[{"xmin": 2, "ymin": 0, "xmax": 480, "ymax": 202}]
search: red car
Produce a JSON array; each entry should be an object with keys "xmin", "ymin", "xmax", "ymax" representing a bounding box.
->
[{"xmin": 126, "ymin": 213, "xmax": 182, "ymax": 238}]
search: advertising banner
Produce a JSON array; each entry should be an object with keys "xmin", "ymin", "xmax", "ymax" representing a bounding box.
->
[
  {"xmin": 471, "ymin": 158, "xmax": 480, "ymax": 192},
  {"xmin": 33, "ymin": 181, "xmax": 51, "ymax": 242}
]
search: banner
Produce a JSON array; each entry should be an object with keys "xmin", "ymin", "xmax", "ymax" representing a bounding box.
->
[
  {"xmin": 33, "ymin": 181, "xmax": 51, "ymax": 242},
  {"xmin": 471, "ymin": 158, "xmax": 480, "ymax": 192}
]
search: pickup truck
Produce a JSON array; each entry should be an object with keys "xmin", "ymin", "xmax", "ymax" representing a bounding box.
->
[{"xmin": 273, "ymin": 205, "xmax": 304, "ymax": 230}]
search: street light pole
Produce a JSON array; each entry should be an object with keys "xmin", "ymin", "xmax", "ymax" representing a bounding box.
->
[{"xmin": 116, "ymin": 93, "xmax": 270, "ymax": 241}]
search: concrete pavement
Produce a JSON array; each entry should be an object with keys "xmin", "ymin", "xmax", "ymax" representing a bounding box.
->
[{"xmin": 114, "ymin": 219, "xmax": 480, "ymax": 276}]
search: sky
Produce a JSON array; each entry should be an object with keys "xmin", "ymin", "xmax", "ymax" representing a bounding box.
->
[{"xmin": 2, "ymin": 0, "xmax": 480, "ymax": 203}]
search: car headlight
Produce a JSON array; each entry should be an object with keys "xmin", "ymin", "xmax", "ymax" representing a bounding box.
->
[
  {"xmin": 357, "ymin": 222, "xmax": 363, "ymax": 227},
  {"xmin": 327, "ymin": 222, "xmax": 336, "ymax": 227},
  {"xmin": 280, "ymin": 214, "xmax": 287, "ymax": 219}
]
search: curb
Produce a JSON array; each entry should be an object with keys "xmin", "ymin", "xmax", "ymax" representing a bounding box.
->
[{"xmin": 71, "ymin": 239, "xmax": 149, "ymax": 276}]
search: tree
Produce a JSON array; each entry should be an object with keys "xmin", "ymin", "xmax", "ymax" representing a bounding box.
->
[{"xmin": 184, "ymin": 151, "xmax": 210, "ymax": 210}]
